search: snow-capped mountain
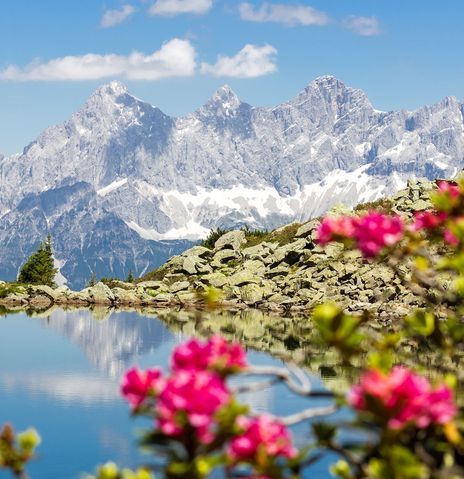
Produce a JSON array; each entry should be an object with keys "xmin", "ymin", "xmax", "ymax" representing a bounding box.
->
[{"xmin": 1, "ymin": 76, "xmax": 463, "ymax": 287}]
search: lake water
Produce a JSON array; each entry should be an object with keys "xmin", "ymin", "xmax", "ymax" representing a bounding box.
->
[{"xmin": 0, "ymin": 307, "xmax": 345, "ymax": 478}]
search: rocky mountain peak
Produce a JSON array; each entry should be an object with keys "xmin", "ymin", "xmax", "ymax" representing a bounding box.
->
[
  {"xmin": 96, "ymin": 80, "xmax": 129, "ymax": 98},
  {"xmin": 200, "ymin": 84, "xmax": 242, "ymax": 116}
]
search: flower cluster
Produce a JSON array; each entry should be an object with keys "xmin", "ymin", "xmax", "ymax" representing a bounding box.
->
[
  {"xmin": 121, "ymin": 336, "xmax": 246, "ymax": 443},
  {"xmin": 410, "ymin": 181, "xmax": 464, "ymax": 245},
  {"xmin": 317, "ymin": 212, "xmax": 404, "ymax": 258},
  {"xmin": 229, "ymin": 415, "xmax": 297, "ymax": 462},
  {"xmin": 348, "ymin": 366, "xmax": 457, "ymax": 430},
  {"xmin": 157, "ymin": 370, "xmax": 230, "ymax": 443},
  {"xmin": 121, "ymin": 336, "xmax": 298, "ymax": 475},
  {"xmin": 121, "ymin": 368, "xmax": 164, "ymax": 408},
  {"xmin": 172, "ymin": 335, "xmax": 248, "ymax": 374}
]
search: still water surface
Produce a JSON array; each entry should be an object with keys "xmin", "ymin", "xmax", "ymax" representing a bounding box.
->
[{"xmin": 0, "ymin": 308, "xmax": 341, "ymax": 478}]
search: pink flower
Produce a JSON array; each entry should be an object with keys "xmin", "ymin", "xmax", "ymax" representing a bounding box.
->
[
  {"xmin": 316, "ymin": 216, "xmax": 357, "ymax": 245},
  {"xmin": 172, "ymin": 335, "xmax": 247, "ymax": 374},
  {"xmin": 411, "ymin": 210, "xmax": 448, "ymax": 231},
  {"xmin": 437, "ymin": 180, "xmax": 460, "ymax": 199},
  {"xmin": 121, "ymin": 367, "xmax": 164, "ymax": 407},
  {"xmin": 157, "ymin": 370, "xmax": 230, "ymax": 444},
  {"xmin": 348, "ymin": 366, "xmax": 457, "ymax": 430},
  {"xmin": 353, "ymin": 213, "xmax": 404, "ymax": 258},
  {"xmin": 317, "ymin": 212, "xmax": 404, "ymax": 257},
  {"xmin": 444, "ymin": 228, "xmax": 459, "ymax": 245},
  {"xmin": 229, "ymin": 415, "xmax": 297, "ymax": 462}
]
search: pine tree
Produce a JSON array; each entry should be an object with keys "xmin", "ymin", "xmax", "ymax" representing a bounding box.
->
[
  {"xmin": 17, "ymin": 235, "xmax": 58, "ymax": 287},
  {"xmin": 126, "ymin": 269, "xmax": 135, "ymax": 283}
]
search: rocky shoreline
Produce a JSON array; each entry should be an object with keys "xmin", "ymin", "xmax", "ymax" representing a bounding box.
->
[{"xmin": 0, "ymin": 180, "xmax": 438, "ymax": 318}]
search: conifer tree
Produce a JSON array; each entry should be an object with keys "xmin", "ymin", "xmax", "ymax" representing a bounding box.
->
[
  {"xmin": 17, "ymin": 235, "xmax": 58, "ymax": 287},
  {"xmin": 126, "ymin": 269, "xmax": 135, "ymax": 283}
]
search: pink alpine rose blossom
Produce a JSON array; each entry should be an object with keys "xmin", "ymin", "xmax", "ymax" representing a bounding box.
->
[
  {"xmin": 316, "ymin": 216, "xmax": 357, "ymax": 245},
  {"xmin": 437, "ymin": 180, "xmax": 460, "ymax": 199},
  {"xmin": 411, "ymin": 211, "xmax": 448, "ymax": 231},
  {"xmin": 157, "ymin": 370, "xmax": 230, "ymax": 444},
  {"xmin": 349, "ymin": 366, "xmax": 457, "ymax": 430},
  {"xmin": 229, "ymin": 415, "xmax": 297, "ymax": 462},
  {"xmin": 121, "ymin": 367, "xmax": 164, "ymax": 408},
  {"xmin": 353, "ymin": 212, "xmax": 404, "ymax": 258},
  {"xmin": 317, "ymin": 212, "xmax": 404, "ymax": 257},
  {"xmin": 172, "ymin": 335, "xmax": 247, "ymax": 374}
]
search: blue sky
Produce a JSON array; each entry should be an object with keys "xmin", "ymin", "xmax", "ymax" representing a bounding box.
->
[{"xmin": 1, "ymin": 0, "xmax": 463, "ymax": 155}]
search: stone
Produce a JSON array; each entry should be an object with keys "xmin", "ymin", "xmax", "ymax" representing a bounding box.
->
[
  {"xmin": 228, "ymin": 270, "xmax": 260, "ymax": 287},
  {"xmin": 81, "ymin": 282, "xmax": 115, "ymax": 304},
  {"xmin": 240, "ymin": 284, "xmax": 264, "ymax": 304},
  {"xmin": 112, "ymin": 287, "xmax": 138, "ymax": 304},
  {"xmin": 181, "ymin": 246, "xmax": 211, "ymax": 258},
  {"xmin": 242, "ymin": 244, "xmax": 269, "ymax": 260},
  {"xmin": 31, "ymin": 285, "xmax": 59, "ymax": 301},
  {"xmin": 242, "ymin": 259, "xmax": 266, "ymax": 275},
  {"xmin": 151, "ymin": 293, "xmax": 175, "ymax": 303},
  {"xmin": 265, "ymin": 266, "xmax": 289, "ymax": 278},
  {"xmin": 214, "ymin": 230, "xmax": 246, "ymax": 251},
  {"xmin": 176, "ymin": 291, "xmax": 199, "ymax": 303},
  {"xmin": 211, "ymin": 249, "xmax": 239, "ymax": 265},
  {"xmin": 201, "ymin": 272, "xmax": 228, "ymax": 288},
  {"xmin": 182, "ymin": 256, "xmax": 201, "ymax": 275},
  {"xmin": 295, "ymin": 220, "xmax": 318, "ymax": 238},
  {"xmin": 169, "ymin": 281, "xmax": 191, "ymax": 293},
  {"xmin": 137, "ymin": 280, "xmax": 166, "ymax": 289}
]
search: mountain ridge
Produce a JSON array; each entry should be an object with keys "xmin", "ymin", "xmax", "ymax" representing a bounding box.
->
[{"xmin": 1, "ymin": 75, "xmax": 463, "ymax": 288}]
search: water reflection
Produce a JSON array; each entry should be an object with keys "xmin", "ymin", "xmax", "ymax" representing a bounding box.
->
[{"xmin": 0, "ymin": 306, "xmax": 462, "ymax": 478}]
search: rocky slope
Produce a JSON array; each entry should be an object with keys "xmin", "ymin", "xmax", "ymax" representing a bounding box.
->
[
  {"xmin": 1, "ymin": 76, "xmax": 464, "ymax": 288},
  {"xmin": 0, "ymin": 180, "xmax": 438, "ymax": 318}
]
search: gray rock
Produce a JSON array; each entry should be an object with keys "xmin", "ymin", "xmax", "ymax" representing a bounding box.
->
[
  {"xmin": 81, "ymin": 282, "xmax": 115, "ymax": 304},
  {"xmin": 201, "ymin": 272, "xmax": 228, "ymax": 288},
  {"xmin": 214, "ymin": 230, "xmax": 246, "ymax": 251},
  {"xmin": 240, "ymin": 284, "xmax": 264, "ymax": 304},
  {"xmin": 169, "ymin": 281, "xmax": 191, "ymax": 293},
  {"xmin": 228, "ymin": 270, "xmax": 260, "ymax": 287}
]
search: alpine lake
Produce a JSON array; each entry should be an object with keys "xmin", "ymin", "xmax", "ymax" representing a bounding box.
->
[{"xmin": 1, "ymin": 306, "xmax": 461, "ymax": 478}]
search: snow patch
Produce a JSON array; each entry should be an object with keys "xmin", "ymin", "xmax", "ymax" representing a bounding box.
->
[{"xmin": 97, "ymin": 178, "xmax": 128, "ymax": 197}]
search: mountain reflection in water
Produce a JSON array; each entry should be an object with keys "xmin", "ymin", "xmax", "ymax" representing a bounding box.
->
[{"xmin": 0, "ymin": 306, "xmax": 461, "ymax": 478}]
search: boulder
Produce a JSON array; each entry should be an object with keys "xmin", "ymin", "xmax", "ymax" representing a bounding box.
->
[
  {"xmin": 137, "ymin": 280, "xmax": 166, "ymax": 289},
  {"xmin": 200, "ymin": 272, "xmax": 228, "ymax": 288},
  {"xmin": 181, "ymin": 246, "xmax": 211, "ymax": 258},
  {"xmin": 214, "ymin": 230, "xmax": 246, "ymax": 251},
  {"xmin": 112, "ymin": 287, "xmax": 139, "ymax": 304},
  {"xmin": 81, "ymin": 282, "xmax": 115, "ymax": 304},
  {"xmin": 240, "ymin": 284, "xmax": 264, "ymax": 305},
  {"xmin": 169, "ymin": 281, "xmax": 191, "ymax": 293},
  {"xmin": 228, "ymin": 270, "xmax": 260, "ymax": 287}
]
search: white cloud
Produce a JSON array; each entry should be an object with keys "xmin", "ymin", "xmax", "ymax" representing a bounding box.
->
[
  {"xmin": 149, "ymin": 0, "xmax": 212, "ymax": 16},
  {"xmin": 201, "ymin": 44, "xmax": 277, "ymax": 78},
  {"xmin": 344, "ymin": 16, "xmax": 381, "ymax": 36},
  {"xmin": 239, "ymin": 2, "xmax": 329, "ymax": 27},
  {"xmin": 0, "ymin": 38, "xmax": 197, "ymax": 81},
  {"xmin": 100, "ymin": 4, "xmax": 136, "ymax": 28}
]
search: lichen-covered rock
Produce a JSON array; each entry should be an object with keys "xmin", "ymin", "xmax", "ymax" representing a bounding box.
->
[
  {"xmin": 228, "ymin": 270, "xmax": 260, "ymax": 287},
  {"xmin": 81, "ymin": 282, "xmax": 115, "ymax": 304},
  {"xmin": 240, "ymin": 284, "xmax": 264, "ymax": 304},
  {"xmin": 182, "ymin": 246, "xmax": 211, "ymax": 258},
  {"xmin": 200, "ymin": 272, "xmax": 228, "ymax": 288},
  {"xmin": 169, "ymin": 281, "xmax": 191, "ymax": 293},
  {"xmin": 214, "ymin": 230, "xmax": 246, "ymax": 251},
  {"xmin": 137, "ymin": 280, "xmax": 165, "ymax": 289},
  {"xmin": 211, "ymin": 249, "xmax": 240, "ymax": 267}
]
